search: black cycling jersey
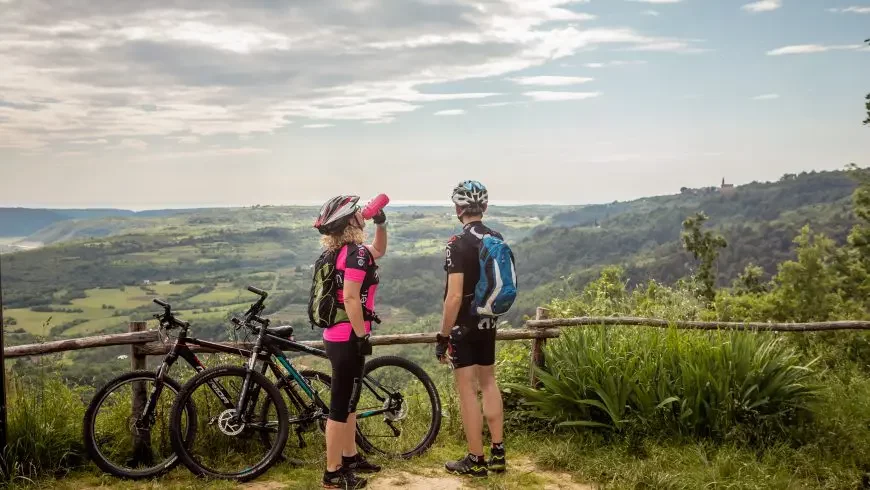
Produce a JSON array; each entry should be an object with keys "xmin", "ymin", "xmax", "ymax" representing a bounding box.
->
[
  {"xmin": 443, "ymin": 220, "xmax": 504, "ymax": 329},
  {"xmin": 443, "ymin": 220, "xmax": 503, "ymax": 369}
]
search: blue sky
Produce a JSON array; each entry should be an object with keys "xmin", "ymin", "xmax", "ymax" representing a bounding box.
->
[{"xmin": 0, "ymin": 0, "xmax": 868, "ymax": 209}]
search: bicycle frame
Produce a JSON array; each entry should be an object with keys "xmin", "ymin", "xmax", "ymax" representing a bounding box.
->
[{"xmin": 237, "ymin": 327, "xmax": 403, "ymax": 425}]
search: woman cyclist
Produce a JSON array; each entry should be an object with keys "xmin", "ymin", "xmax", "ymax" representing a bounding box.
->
[{"xmin": 313, "ymin": 195, "xmax": 387, "ymax": 489}]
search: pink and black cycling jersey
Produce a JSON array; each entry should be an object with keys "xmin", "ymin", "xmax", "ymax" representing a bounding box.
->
[{"xmin": 323, "ymin": 243, "xmax": 379, "ymax": 342}]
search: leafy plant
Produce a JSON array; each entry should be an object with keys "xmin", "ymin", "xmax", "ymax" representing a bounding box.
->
[{"xmin": 507, "ymin": 325, "xmax": 820, "ymax": 441}]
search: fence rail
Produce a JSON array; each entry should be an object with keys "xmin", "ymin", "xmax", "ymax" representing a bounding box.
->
[
  {"xmin": 6, "ymin": 310, "xmax": 870, "ymax": 385},
  {"xmin": 525, "ymin": 316, "xmax": 870, "ymax": 332}
]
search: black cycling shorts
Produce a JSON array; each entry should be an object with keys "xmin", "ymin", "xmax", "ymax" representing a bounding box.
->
[
  {"xmin": 449, "ymin": 323, "xmax": 497, "ymax": 370},
  {"xmin": 324, "ymin": 335, "xmax": 365, "ymax": 423}
]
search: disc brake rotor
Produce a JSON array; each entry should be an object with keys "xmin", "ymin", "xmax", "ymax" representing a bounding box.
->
[{"xmin": 218, "ymin": 409, "xmax": 246, "ymax": 436}]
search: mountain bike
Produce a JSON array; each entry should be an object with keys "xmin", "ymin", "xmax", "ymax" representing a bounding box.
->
[
  {"xmin": 82, "ymin": 287, "xmax": 330, "ymax": 480},
  {"xmin": 167, "ymin": 289, "xmax": 443, "ymax": 482}
]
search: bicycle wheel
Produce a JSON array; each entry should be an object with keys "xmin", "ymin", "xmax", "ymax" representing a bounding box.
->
[
  {"xmin": 169, "ymin": 365, "xmax": 289, "ymax": 482},
  {"xmin": 82, "ymin": 370, "xmax": 197, "ymax": 479},
  {"xmin": 259, "ymin": 370, "xmax": 332, "ymax": 454},
  {"xmin": 354, "ymin": 355, "xmax": 442, "ymax": 458}
]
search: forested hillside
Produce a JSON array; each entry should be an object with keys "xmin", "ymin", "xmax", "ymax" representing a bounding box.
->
[
  {"xmin": 1, "ymin": 169, "xmax": 860, "ymax": 360},
  {"xmin": 383, "ymin": 170, "xmax": 859, "ymax": 323}
]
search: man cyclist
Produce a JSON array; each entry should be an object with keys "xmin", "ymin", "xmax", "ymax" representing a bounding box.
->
[{"xmin": 435, "ymin": 180, "xmax": 507, "ymax": 477}]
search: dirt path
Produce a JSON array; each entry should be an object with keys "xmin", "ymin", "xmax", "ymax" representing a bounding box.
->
[{"xmin": 242, "ymin": 457, "xmax": 595, "ymax": 490}]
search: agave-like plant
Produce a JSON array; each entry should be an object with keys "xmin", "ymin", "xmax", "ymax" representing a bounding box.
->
[{"xmin": 506, "ymin": 325, "xmax": 821, "ymax": 440}]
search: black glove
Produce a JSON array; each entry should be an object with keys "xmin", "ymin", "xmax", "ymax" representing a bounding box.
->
[
  {"xmin": 373, "ymin": 210, "xmax": 386, "ymax": 225},
  {"xmin": 435, "ymin": 333, "xmax": 450, "ymax": 361},
  {"xmin": 357, "ymin": 333, "xmax": 373, "ymax": 357}
]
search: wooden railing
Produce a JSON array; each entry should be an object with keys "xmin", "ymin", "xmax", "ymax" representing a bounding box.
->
[{"xmin": 6, "ymin": 309, "xmax": 870, "ymax": 386}]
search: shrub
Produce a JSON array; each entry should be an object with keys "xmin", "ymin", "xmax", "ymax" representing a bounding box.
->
[{"xmin": 507, "ymin": 325, "xmax": 821, "ymax": 441}]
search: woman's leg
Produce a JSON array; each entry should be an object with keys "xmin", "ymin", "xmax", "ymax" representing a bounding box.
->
[
  {"xmin": 324, "ymin": 339, "xmax": 354, "ymax": 472},
  {"xmin": 325, "ymin": 419, "xmax": 345, "ymax": 472},
  {"xmin": 343, "ymin": 412, "xmax": 358, "ymax": 458}
]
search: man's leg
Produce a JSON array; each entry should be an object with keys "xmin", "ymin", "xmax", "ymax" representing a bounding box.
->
[
  {"xmin": 475, "ymin": 323, "xmax": 506, "ymax": 473},
  {"xmin": 478, "ymin": 364, "xmax": 506, "ymax": 472},
  {"xmin": 454, "ymin": 365, "xmax": 484, "ymax": 457},
  {"xmin": 444, "ymin": 327, "xmax": 488, "ymax": 477},
  {"xmin": 477, "ymin": 364, "xmax": 503, "ymax": 447}
]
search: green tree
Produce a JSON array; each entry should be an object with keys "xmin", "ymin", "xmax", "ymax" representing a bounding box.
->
[
  {"xmin": 733, "ymin": 263, "xmax": 768, "ymax": 294},
  {"xmin": 771, "ymin": 225, "xmax": 840, "ymax": 322},
  {"xmin": 840, "ymin": 164, "xmax": 870, "ymax": 310},
  {"xmin": 847, "ymin": 164, "xmax": 870, "ymax": 259},
  {"xmin": 681, "ymin": 212, "xmax": 727, "ymax": 303}
]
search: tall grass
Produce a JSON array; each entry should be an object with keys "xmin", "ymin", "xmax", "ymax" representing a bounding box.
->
[
  {"xmin": 508, "ymin": 325, "xmax": 821, "ymax": 441},
  {"xmin": 2, "ymin": 368, "xmax": 87, "ymax": 484}
]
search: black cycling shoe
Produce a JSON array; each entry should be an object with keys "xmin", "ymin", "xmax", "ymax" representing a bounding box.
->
[
  {"xmin": 343, "ymin": 453, "xmax": 382, "ymax": 473},
  {"xmin": 488, "ymin": 447, "xmax": 506, "ymax": 474},
  {"xmin": 322, "ymin": 466, "xmax": 367, "ymax": 489},
  {"xmin": 445, "ymin": 453, "xmax": 488, "ymax": 477}
]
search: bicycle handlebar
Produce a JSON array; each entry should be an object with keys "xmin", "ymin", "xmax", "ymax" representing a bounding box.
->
[
  {"xmin": 153, "ymin": 298, "xmax": 169, "ymax": 308},
  {"xmin": 247, "ymin": 286, "xmax": 267, "ymax": 297}
]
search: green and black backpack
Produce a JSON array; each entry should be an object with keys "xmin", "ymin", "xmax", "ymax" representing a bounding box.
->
[{"xmin": 307, "ymin": 248, "xmax": 381, "ymax": 329}]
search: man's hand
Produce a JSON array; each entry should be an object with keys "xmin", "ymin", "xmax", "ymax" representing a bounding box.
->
[{"xmin": 435, "ymin": 333, "xmax": 450, "ymax": 364}]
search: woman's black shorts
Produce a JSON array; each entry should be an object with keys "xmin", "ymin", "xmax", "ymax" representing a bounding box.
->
[{"xmin": 324, "ymin": 334, "xmax": 365, "ymax": 423}]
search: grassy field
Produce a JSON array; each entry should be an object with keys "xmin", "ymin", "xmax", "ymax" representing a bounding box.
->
[
  {"xmin": 186, "ymin": 284, "xmax": 248, "ymax": 304},
  {"xmin": 4, "ymin": 282, "xmax": 264, "ymax": 335}
]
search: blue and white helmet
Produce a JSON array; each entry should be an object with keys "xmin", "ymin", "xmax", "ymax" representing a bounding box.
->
[{"xmin": 451, "ymin": 180, "xmax": 488, "ymax": 214}]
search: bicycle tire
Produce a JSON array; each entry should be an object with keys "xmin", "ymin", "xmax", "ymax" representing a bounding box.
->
[
  {"xmin": 354, "ymin": 355, "xmax": 442, "ymax": 458},
  {"xmin": 82, "ymin": 370, "xmax": 196, "ymax": 480},
  {"xmin": 168, "ymin": 365, "xmax": 289, "ymax": 482}
]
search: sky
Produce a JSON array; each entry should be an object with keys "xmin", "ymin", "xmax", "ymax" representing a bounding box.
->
[{"xmin": 0, "ymin": 0, "xmax": 868, "ymax": 210}]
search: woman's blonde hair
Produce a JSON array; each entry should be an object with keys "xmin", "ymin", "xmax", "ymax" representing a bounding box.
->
[{"xmin": 321, "ymin": 224, "xmax": 366, "ymax": 251}]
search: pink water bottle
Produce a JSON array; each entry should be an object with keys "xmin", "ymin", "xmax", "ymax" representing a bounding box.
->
[{"xmin": 361, "ymin": 193, "xmax": 390, "ymax": 219}]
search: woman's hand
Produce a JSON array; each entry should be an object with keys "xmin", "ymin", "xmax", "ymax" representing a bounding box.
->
[{"xmin": 367, "ymin": 211, "xmax": 388, "ymax": 259}]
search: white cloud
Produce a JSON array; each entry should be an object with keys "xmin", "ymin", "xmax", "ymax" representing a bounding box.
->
[
  {"xmin": 303, "ymin": 124, "xmax": 334, "ymax": 128},
  {"xmin": 434, "ymin": 109, "xmax": 466, "ymax": 116},
  {"xmin": 641, "ymin": 10, "xmax": 661, "ymax": 16},
  {"xmin": 524, "ymin": 91, "xmax": 602, "ymax": 101},
  {"xmin": 828, "ymin": 6, "xmax": 870, "ymax": 14},
  {"xmin": 752, "ymin": 93, "xmax": 780, "ymax": 100},
  {"xmin": 479, "ymin": 101, "xmax": 525, "ymax": 107},
  {"xmin": 71, "ymin": 139, "xmax": 109, "ymax": 145},
  {"xmin": 628, "ymin": 0, "xmax": 681, "ymax": 3},
  {"xmin": 509, "ymin": 76, "xmax": 594, "ymax": 86},
  {"xmin": 115, "ymin": 138, "xmax": 148, "ymax": 150},
  {"xmin": 767, "ymin": 44, "xmax": 868, "ymax": 55},
  {"xmin": 0, "ymin": 1, "xmax": 706, "ymax": 149},
  {"xmin": 742, "ymin": 0, "xmax": 782, "ymax": 13},
  {"xmin": 584, "ymin": 60, "xmax": 648, "ymax": 68}
]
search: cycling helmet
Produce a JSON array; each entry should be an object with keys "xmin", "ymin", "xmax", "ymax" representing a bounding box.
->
[
  {"xmin": 451, "ymin": 180, "xmax": 488, "ymax": 215},
  {"xmin": 314, "ymin": 195, "xmax": 360, "ymax": 235}
]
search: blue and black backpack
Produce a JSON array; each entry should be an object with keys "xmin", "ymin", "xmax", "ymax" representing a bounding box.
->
[{"xmin": 472, "ymin": 232, "xmax": 518, "ymax": 318}]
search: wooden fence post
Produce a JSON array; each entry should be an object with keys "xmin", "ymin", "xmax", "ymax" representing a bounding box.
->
[
  {"xmin": 129, "ymin": 321, "xmax": 152, "ymax": 466},
  {"xmin": 529, "ymin": 307, "xmax": 550, "ymax": 387}
]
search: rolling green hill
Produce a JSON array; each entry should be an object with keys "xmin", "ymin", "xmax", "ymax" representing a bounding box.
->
[{"xmin": 2, "ymin": 169, "xmax": 859, "ymax": 344}]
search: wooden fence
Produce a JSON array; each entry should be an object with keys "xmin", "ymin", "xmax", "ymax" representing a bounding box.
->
[{"xmin": 6, "ymin": 309, "xmax": 870, "ymax": 386}]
